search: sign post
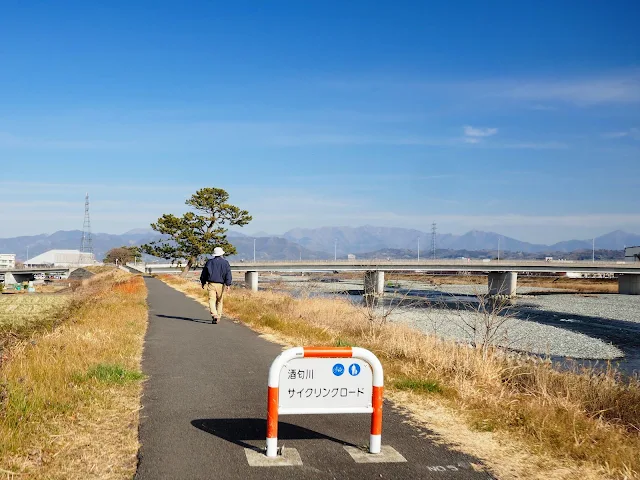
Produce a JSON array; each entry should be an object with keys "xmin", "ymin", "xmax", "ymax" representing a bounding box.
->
[{"xmin": 266, "ymin": 346, "xmax": 383, "ymax": 458}]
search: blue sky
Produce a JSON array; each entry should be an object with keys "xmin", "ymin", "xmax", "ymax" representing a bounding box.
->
[{"xmin": 1, "ymin": 0, "xmax": 639, "ymax": 243}]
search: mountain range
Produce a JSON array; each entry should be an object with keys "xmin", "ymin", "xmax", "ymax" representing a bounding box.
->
[
  {"xmin": 280, "ymin": 226, "xmax": 640, "ymax": 255},
  {"xmin": 0, "ymin": 226, "xmax": 638, "ymax": 262}
]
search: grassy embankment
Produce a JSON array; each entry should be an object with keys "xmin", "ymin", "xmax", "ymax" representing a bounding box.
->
[
  {"xmin": 162, "ymin": 275, "xmax": 639, "ymax": 480},
  {"xmin": 0, "ymin": 270, "xmax": 147, "ymax": 479}
]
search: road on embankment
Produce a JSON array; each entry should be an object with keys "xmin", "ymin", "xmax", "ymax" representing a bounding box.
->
[{"xmin": 135, "ymin": 278, "xmax": 492, "ymax": 479}]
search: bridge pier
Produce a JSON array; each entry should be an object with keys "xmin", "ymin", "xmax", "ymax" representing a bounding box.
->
[
  {"xmin": 488, "ymin": 272, "xmax": 517, "ymax": 297},
  {"xmin": 245, "ymin": 271, "xmax": 259, "ymax": 292},
  {"xmin": 364, "ymin": 271, "xmax": 385, "ymax": 295},
  {"xmin": 3, "ymin": 272, "xmax": 16, "ymax": 286},
  {"xmin": 619, "ymin": 274, "xmax": 640, "ymax": 295},
  {"xmin": 364, "ymin": 271, "xmax": 385, "ymax": 306}
]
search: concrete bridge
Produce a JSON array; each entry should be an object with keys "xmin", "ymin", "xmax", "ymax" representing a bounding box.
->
[
  {"xmin": 0, "ymin": 267, "xmax": 71, "ymax": 286},
  {"xmin": 136, "ymin": 260, "xmax": 640, "ymax": 296}
]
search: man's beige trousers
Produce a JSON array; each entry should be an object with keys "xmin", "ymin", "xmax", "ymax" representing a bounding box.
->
[{"xmin": 205, "ymin": 282, "xmax": 225, "ymax": 318}]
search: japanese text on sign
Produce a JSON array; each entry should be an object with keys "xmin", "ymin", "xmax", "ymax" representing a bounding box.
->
[{"xmin": 279, "ymin": 357, "xmax": 372, "ymax": 411}]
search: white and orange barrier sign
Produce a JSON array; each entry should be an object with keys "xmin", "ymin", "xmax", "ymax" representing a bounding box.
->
[{"xmin": 266, "ymin": 346, "xmax": 383, "ymax": 457}]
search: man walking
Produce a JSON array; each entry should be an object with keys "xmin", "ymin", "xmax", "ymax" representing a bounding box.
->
[{"xmin": 200, "ymin": 247, "xmax": 232, "ymax": 324}]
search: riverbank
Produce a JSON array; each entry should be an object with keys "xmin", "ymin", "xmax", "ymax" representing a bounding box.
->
[
  {"xmin": 259, "ymin": 274, "xmax": 640, "ymax": 372},
  {"xmin": 161, "ymin": 274, "xmax": 640, "ymax": 480}
]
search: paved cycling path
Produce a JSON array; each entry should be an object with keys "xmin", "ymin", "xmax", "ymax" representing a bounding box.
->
[{"xmin": 135, "ymin": 277, "xmax": 492, "ymax": 479}]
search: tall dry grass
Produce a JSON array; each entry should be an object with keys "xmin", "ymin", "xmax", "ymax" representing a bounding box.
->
[
  {"xmin": 0, "ymin": 270, "xmax": 148, "ymax": 479},
  {"xmin": 162, "ymin": 275, "xmax": 640, "ymax": 479}
]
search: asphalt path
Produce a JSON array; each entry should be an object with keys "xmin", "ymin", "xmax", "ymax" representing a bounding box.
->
[{"xmin": 135, "ymin": 278, "xmax": 493, "ymax": 479}]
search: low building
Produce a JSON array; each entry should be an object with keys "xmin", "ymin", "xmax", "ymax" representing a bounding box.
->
[
  {"xmin": 347, "ymin": 254, "xmax": 356, "ymax": 260},
  {"xmin": 0, "ymin": 254, "xmax": 16, "ymax": 269},
  {"xmin": 625, "ymin": 246, "xmax": 640, "ymax": 262},
  {"xmin": 24, "ymin": 250, "xmax": 96, "ymax": 267}
]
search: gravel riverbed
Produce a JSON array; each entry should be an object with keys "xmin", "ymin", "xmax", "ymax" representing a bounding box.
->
[{"xmin": 264, "ymin": 276, "xmax": 640, "ymax": 363}]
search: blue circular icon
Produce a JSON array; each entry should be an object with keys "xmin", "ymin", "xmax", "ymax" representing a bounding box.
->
[
  {"xmin": 332, "ymin": 363, "xmax": 345, "ymax": 376},
  {"xmin": 348, "ymin": 363, "xmax": 361, "ymax": 376}
]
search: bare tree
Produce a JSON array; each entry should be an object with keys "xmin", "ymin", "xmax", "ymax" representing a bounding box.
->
[{"xmin": 456, "ymin": 294, "xmax": 517, "ymax": 358}]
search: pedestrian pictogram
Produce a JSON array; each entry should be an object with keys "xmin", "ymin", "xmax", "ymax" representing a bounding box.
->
[
  {"xmin": 349, "ymin": 363, "xmax": 361, "ymax": 376},
  {"xmin": 332, "ymin": 363, "xmax": 345, "ymax": 376}
]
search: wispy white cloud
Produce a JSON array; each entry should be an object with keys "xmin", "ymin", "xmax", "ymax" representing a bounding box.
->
[
  {"xmin": 602, "ymin": 128, "xmax": 640, "ymax": 140},
  {"xmin": 492, "ymin": 71, "xmax": 640, "ymax": 106},
  {"xmin": 459, "ymin": 126, "xmax": 566, "ymax": 149},
  {"xmin": 498, "ymin": 141, "xmax": 568, "ymax": 150},
  {"xmin": 270, "ymin": 133, "xmax": 457, "ymax": 147},
  {"xmin": 312, "ymin": 110, "xmax": 428, "ymax": 123},
  {"xmin": 464, "ymin": 126, "xmax": 498, "ymax": 138},
  {"xmin": 0, "ymin": 181, "xmax": 200, "ymax": 194},
  {"xmin": 321, "ymin": 69, "xmax": 640, "ymax": 107},
  {"xmin": 1, "ymin": 200, "xmax": 180, "ymax": 211},
  {"xmin": 528, "ymin": 104, "xmax": 557, "ymax": 111},
  {"xmin": 602, "ymin": 131, "xmax": 630, "ymax": 139},
  {"xmin": 0, "ymin": 131, "xmax": 132, "ymax": 150},
  {"xmin": 262, "ymin": 129, "xmax": 566, "ymax": 150},
  {"xmin": 463, "ymin": 125, "xmax": 498, "ymax": 144},
  {"xmin": 3, "ymin": 179, "xmax": 639, "ymax": 242},
  {"xmin": 0, "ymin": 201, "xmax": 80, "ymax": 209}
]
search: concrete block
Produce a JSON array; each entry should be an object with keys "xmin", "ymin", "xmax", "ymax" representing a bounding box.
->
[
  {"xmin": 343, "ymin": 445, "xmax": 406, "ymax": 463},
  {"xmin": 244, "ymin": 447, "xmax": 302, "ymax": 466}
]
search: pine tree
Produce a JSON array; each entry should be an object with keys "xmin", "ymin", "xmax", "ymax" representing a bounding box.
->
[{"xmin": 142, "ymin": 188, "xmax": 252, "ymax": 275}]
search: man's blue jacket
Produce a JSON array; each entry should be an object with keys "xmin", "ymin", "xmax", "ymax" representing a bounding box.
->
[{"xmin": 200, "ymin": 256, "xmax": 232, "ymax": 286}]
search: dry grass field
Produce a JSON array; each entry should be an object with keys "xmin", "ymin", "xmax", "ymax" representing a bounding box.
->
[
  {"xmin": 0, "ymin": 271, "xmax": 148, "ymax": 479},
  {"xmin": 0, "ymin": 294, "xmax": 71, "ymax": 329}
]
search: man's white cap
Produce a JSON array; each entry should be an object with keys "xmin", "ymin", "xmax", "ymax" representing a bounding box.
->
[{"xmin": 213, "ymin": 247, "xmax": 225, "ymax": 257}]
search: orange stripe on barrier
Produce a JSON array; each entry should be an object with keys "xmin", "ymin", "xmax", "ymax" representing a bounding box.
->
[
  {"xmin": 303, "ymin": 346, "xmax": 353, "ymax": 358},
  {"xmin": 267, "ymin": 386, "xmax": 279, "ymax": 438},
  {"xmin": 371, "ymin": 386, "xmax": 383, "ymax": 435}
]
